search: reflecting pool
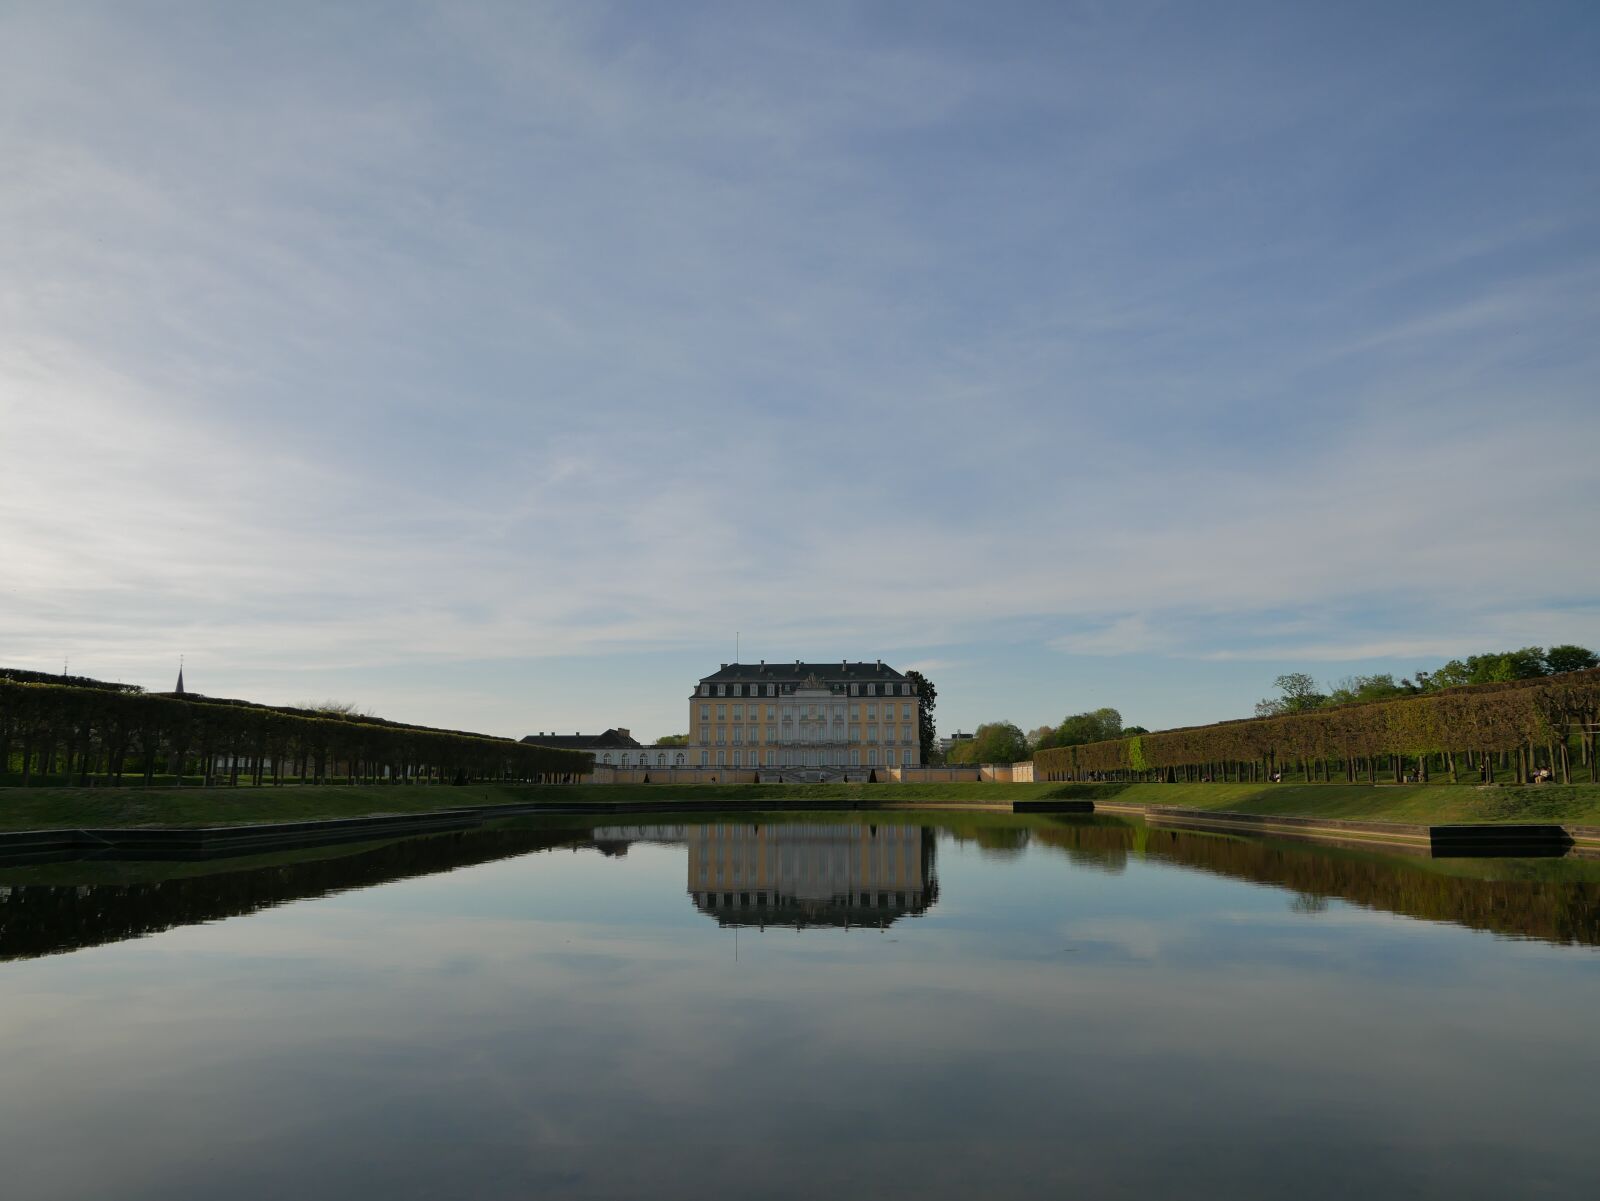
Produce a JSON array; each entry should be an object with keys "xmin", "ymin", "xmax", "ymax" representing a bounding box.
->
[{"xmin": 2, "ymin": 813, "xmax": 1597, "ymax": 1199}]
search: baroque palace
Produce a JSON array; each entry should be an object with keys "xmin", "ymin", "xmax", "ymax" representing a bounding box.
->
[{"xmin": 689, "ymin": 660, "xmax": 922, "ymax": 771}]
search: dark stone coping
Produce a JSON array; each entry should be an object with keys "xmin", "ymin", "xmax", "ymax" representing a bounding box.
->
[
  {"xmin": 1094, "ymin": 801, "xmax": 1581, "ymax": 857},
  {"xmin": 1011, "ymin": 800, "xmax": 1096, "ymax": 813},
  {"xmin": 0, "ymin": 795, "xmax": 991, "ymax": 866},
  {"xmin": 0, "ymin": 809, "xmax": 484, "ymax": 865},
  {"xmin": 2, "ymin": 794, "xmax": 1592, "ymax": 866}
]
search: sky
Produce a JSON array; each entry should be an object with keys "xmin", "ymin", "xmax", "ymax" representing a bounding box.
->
[{"xmin": 3, "ymin": 0, "xmax": 1598, "ymax": 743}]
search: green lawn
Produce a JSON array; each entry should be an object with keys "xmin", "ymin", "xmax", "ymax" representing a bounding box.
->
[
  {"xmin": 0, "ymin": 780, "xmax": 1061, "ymax": 831},
  {"xmin": 3, "ymin": 778, "xmax": 1600, "ymax": 833}
]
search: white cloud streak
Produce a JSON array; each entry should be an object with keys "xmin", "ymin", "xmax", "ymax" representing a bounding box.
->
[{"xmin": 2, "ymin": 2, "xmax": 1597, "ymax": 730}]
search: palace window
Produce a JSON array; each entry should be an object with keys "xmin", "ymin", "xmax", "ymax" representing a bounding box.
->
[{"xmin": 716, "ymin": 704, "xmax": 726, "ymax": 720}]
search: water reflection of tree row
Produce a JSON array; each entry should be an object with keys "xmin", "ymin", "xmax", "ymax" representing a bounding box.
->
[
  {"xmin": 0, "ymin": 825, "xmax": 591, "ymax": 962},
  {"xmin": 1030, "ymin": 820, "xmax": 1600, "ymax": 947}
]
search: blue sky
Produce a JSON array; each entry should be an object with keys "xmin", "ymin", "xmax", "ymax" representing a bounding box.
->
[{"xmin": 3, "ymin": 1, "xmax": 1597, "ymax": 741}]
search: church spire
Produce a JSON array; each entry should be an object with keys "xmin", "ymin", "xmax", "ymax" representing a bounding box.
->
[{"xmin": 175, "ymin": 656, "xmax": 186, "ymax": 696}]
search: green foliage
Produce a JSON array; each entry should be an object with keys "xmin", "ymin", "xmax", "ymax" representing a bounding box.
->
[
  {"xmin": 1034, "ymin": 668, "xmax": 1600, "ymax": 783},
  {"xmin": 976, "ymin": 721, "xmax": 1029, "ymax": 763},
  {"xmin": 1, "ymin": 667, "xmax": 141, "ymax": 694},
  {"xmin": 0, "ymin": 680, "xmax": 592, "ymax": 788},
  {"xmin": 946, "ymin": 721, "xmax": 1028, "ymax": 764},
  {"xmin": 1126, "ymin": 734, "xmax": 1148, "ymax": 773},
  {"xmin": 1324, "ymin": 674, "xmax": 1413, "ymax": 706},
  {"xmin": 1421, "ymin": 645, "xmax": 1595, "ymax": 689},
  {"xmin": 654, "ymin": 733, "xmax": 690, "ymax": 746},
  {"xmin": 904, "ymin": 670, "xmax": 938, "ymax": 763},
  {"xmin": 1255, "ymin": 672, "xmax": 1326, "ymax": 717},
  {"xmin": 1055, "ymin": 707, "xmax": 1123, "ymax": 746},
  {"xmin": 1028, "ymin": 724, "xmax": 1060, "ymax": 752},
  {"xmin": 1251, "ymin": 647, "xmax": 1597, "ymax": 715},
  {"xmin": 1546, "ymin": 645, "xmax": 1600, "ymax": 675}
]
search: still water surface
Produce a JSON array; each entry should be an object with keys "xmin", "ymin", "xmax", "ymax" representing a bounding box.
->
[{"xmin": 1, "ymin": 814, "xmax": 1597, "ymax": 1200}]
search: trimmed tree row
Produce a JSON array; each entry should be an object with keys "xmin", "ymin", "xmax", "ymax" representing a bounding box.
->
[
  {"xmin": 1035, "ymin": 668, "xmax": 1600, "ymax": 786},
  {"xmin": 0, "ymin": 681, "xmax": 593, "ymax": 787}
]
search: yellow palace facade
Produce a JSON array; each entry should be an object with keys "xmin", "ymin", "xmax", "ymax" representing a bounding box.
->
[{"xmin": 687, "ymin": 660, "xmax": 922, "ymax": 771}]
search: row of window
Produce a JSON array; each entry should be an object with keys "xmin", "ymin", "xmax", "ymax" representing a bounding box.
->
[
  {"xmin": 693, "ymin": 892, "xmax": 918, "ymax": 909},
  {"xmin": 699, "ymin": 703, "xmax": 915, "ymax": 722},
  {"xmin": 699, "ymin": 681, "xmax": 912, "ymax": 698},
  {"xmin": 698, "ymin": 725, "xmax": 914, "ymax": 744},
  {"xmin": 694, "ymin": 749, "xmax": 916, "ymax": 767},
  {"xmin": 600, "ymin": 751, "xmax": 687, "ymax": 767}
]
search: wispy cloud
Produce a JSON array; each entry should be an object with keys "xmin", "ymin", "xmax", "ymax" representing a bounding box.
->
[{"xmin": 3, "ymin": 1, "xmax": 1598, "ymax": 735}]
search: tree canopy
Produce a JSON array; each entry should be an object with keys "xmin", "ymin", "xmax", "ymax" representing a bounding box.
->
[
  {"xmin": 1259, "ymin": 646, "xmax": 1599, "ymax": 716},
  {"xmin": 946, "ymin": 721, "xmax": 1028, "ymax": 764},
  {"xmin": 904, "ymin": 670, "xmax": 938, "ymax": 764},
  {"xmin": 1055, "ymin": 707, "xmax": 1125, "ymax": 746}
]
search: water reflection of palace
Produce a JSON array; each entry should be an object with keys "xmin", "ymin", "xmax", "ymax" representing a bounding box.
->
[
  {"xmin": 598, "ymin": 823, "xmax": 939, "ymax": 928},
  {"xmin": 692, "ymin": 823, "xmax": 936, "ymax": 929}
]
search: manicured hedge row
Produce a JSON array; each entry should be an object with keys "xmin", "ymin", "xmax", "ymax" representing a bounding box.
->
[
  {"xmin": 1036, "ymin": 668, "xmax": 1600, "ymax": 785},
  {"xmin": 0, "ymin": 667, "xmax": 141, "ymax": 693},
  {"xmin": 0, "ymin": 680, "xmax": 593, "ymax": 787}
]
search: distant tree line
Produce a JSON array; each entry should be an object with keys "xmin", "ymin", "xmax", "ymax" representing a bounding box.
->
[
  {"xmin": 934, "ymin": 707, "xmax": 1148, "ymax": 766},
  {"xmin": 1255, "ymin": 645, "xmax": 1599, "ymax": 716},
  {"xmin": 1036, "ymin": 667, "xmax": 1600, "ymax": 786},
  {"xmin": 0, "ymin": 678, "xmax": 593, "ymax": 787}
]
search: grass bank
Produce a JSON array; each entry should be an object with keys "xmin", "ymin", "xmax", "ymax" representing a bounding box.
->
[
  {"xmin": 1080, "ymin": 781, "xmax": 1600, "ymax": 825},
  {"xmin": 0, "ymin": 780, "xmax": 1070, "ymax": 831},
  {"xmin": 3, "ymin": 779, "xmax": 1600, "ymax": 833}
]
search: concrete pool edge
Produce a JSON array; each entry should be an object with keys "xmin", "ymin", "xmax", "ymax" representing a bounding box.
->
[{"xmin": 1, "ymin": 795, "xmax": 1594, "ymax": 864}]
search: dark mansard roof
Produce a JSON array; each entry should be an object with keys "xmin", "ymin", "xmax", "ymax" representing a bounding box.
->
[
  {"xmin": 697, "ymin": 661, "xmax": 908, "ymax": 685},
  {"xmin": 519, "ymin": 728, "xmax": 641, "ymax": 750}
]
